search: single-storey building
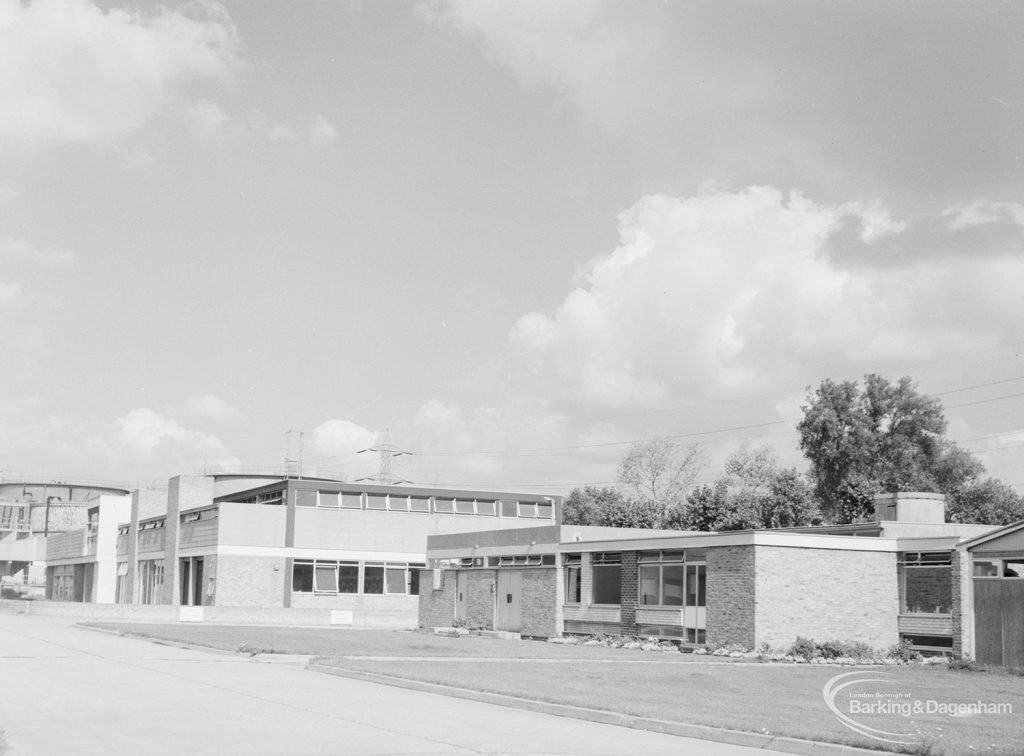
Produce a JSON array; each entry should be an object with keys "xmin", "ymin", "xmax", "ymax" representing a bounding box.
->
[{"xmin": 420, "ymin": 493, "xmax": 1011, "ymax": 658}]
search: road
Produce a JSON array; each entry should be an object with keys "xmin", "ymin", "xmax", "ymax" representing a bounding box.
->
[{"xmin": 0, "ymin": 611, "xmax": 764, "ymax": 755}]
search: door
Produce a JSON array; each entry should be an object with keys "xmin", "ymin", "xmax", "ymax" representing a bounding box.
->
[
  {"xmin": 974, "ymin": 578, "xmax": 1024, "ymax": 667},
  {"xmin": 495, "ymin": 570, "xmax": 522, "ymax": 632},
  {"xmin": 456, "ymin": 571, "xmax": 468, "ymax": 625},
  {"xmin": 192, "ymin": 558, "xmax": 204, "ymax": 607}
]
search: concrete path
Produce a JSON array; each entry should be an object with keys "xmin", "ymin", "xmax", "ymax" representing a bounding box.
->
[{"xmin": 0, "ymin": 612, "xmax": 764, "ymax": 756}]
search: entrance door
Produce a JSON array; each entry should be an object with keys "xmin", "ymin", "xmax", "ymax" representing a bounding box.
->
[
  {"xmin": 456, "ymin": 571, "xmax": 468, "ymax": 625},
  {"xmin": 495, "ymin": 570, "xmax": 522, "ymax": 632},
  {"xmin": 974, "ymin": 578, "xmax": 1024, "ymax": 667}
]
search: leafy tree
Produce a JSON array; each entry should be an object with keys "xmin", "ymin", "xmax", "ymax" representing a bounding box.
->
[
  {"xmin": 680, "ymin": 445, "xmax": 820, "ymax": 531},
  {"xmin": 617, "ymin": 438, "xmax": 706, "ymax": 520},
  {"xmin": 758, "ymin": 468, "xmax": 820, "ymax": 528},
  {"xmin": 597, "ymin": 497, "xmax": 664, "ymax": 529},
  {"xmin": 798, "ymin": 375, "xmax": 948, "ymax": 522},
  {"xmin": 677, "ymin": 481, "xmax": 736, "ymax": 531},
  {"xmin": 562, "ymin": 486, "xmax": 663, "ymax": 528},
  {"xmin": 947, "ymin": 478, "xmax": 1024, "ymax": 525}
]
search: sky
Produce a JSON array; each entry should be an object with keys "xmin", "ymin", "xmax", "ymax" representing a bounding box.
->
[{"xmin": 1, "ymin": 0, "xmax": 1022, "ymax": 495}]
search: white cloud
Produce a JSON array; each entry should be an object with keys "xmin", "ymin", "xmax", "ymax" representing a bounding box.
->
[
  {"xmin": 114, "ymin": 408, "xmax": 221, "ymax": 454},
  {"xmin": 308, "ymin": 114, "xmax": 338, "ymax": 145},
  {"xmin": 186, "ymin": 394, "xmax": 235, "ymax": 419},
  {"xmin": 0, "ymin": 236, "xmax": 75, "ymax": 267},
  {"xmin": 390, "ymin": 185, "xmax": 1024, "ymax": 490},
  {"xmin": 0, "ymin": 278, "xmax": 21, "ymax": 304},
  {"xmin": 0, "ymin": 0, "xmax": 241, "ymax": 155},
  {"xmin": 0, "ymin": 185, "xmax": 18, "ymax": 202},
  {"xmin": 943, "ymin": 199, "xmax": 1024, "ymax": 231},
  {"xmin": 311, "ymin": 419, "xmax": 378, "ymax": 456}
]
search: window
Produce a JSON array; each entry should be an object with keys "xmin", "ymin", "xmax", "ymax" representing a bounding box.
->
[
  {"xmin": 536, "ymin": 502, "xmax": 553, "ymax": 519},
  {"xmin": 296, "ymin": 489, "xmax": 317, "ymax": 508},
  {"xmin": 366, "ymin": 494, "xmax": 387, "ymax": 510},
  {"xmin": 499, "ymin": 500, "xmax": 517, "ymax": 517},
  {"xmin": 293, "ymin": 562, "xmax": 313, "ymax": 592},
  {"xmin": 565, "ymin": 554, "xmax": 581, "ymax": 603},
  {"xmin": 1005, "ymin": 560, "xmax": 1024, "ymax": 578},
  {"xmin": 639, "ymin": 552, "xmax": 686, "ymax": 606},
  {"xmin": 388, "ymin": 495, "xmax": 409, "ymax": 512},
  {"xmin": 338, "ymin": 564, "xmax": 359, "ymax": 593},
  {"xmin": 139, "ymin": 559, "xmax": 164, "ymax": 604},
  {"xmin": 518, "ymin": 502, "xmax": 537, "ymax": 518},
  {"xmin": 319, "ymin": 492, "xmax": 340, "ymax": 508},
  {"xmin": 314, "ymin": 565, "xmax": 338, "ymax": 593},
  {"xmin": 341, "ymin": 492, "xmax": 362, "ymax": 509},
  {"xmin": 115, "ymin": 562, "xmax": 129, "ymax": 604},
  {"xmin": 476, "ymin": 500, "xmax": 496, "ymax": 516},
  {"xmin": 973, "ymin": 560, "xmax": 999, "ymax": 577},
  {"xmin": 364, "ymin": 564, "xmax": 385, "ymax": 594},
  {"xmin": 410, "ymin": 497, "xmax": 430, "ymax": 513},
  {"xmin": 592, "ymin": 553, "xmax": 622, "ymax": 605},
  {"xmin": 454, "ymin": 499, "xmax": 475, "ymax": 515},
  {"xmin": 434, "ymin": 498, "xmax": 454, "ymax": 514},
  {"xmin": 409, "ymin": 567, "xmax": 422, "ymax": 596},
  {"xmin": 685, "ymin": 564, "xmax": 706, "ymax": 607},
  {"xmin": 900, "ymin": 552, "xmax": 952, "ymax": 614},
  {"xmin": 385, "ymin": 566, "xmax": 406, "ymax": 593}
]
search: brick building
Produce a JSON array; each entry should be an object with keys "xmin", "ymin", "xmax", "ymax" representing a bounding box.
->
[{"xmin": 420, "ymin": 493, "xmax": 1011, "ymax": 656}]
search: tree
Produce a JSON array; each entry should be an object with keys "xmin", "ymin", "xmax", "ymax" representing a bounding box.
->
[
  {"xmin": 797, "ymin": 375, "xmax": 949, "ymax": 522},
  {"xmin": 947, "ymin": 478, "xmax": 1024, "ymax": 525},
  {"xmin": 676, "ymin": 481, "xmax": 736, "ymax": 531},
  {"xmin": 617, "ymin": 438, "xmax": 706, "ymax": 520},
  {"xmin": 562, "ymin": 486, "xmax": 662, "ymax": 528},
  {"xmin": 678, "ymin": 445, "xmax": 820, "ymax": 531}
]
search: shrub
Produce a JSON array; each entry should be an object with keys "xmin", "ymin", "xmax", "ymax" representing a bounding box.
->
[
  {"xmin": 887, "ymin": 640, "xmax": 921, "ymax": 663},
  {"xmin": 790, "ymin": 636, "xmax": 818, "ymax": 661}
]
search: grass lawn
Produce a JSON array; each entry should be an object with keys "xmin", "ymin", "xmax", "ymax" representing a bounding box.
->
[{"xmin": 87, "ymin": 623, "xmax": 1023, "ymax": 755}]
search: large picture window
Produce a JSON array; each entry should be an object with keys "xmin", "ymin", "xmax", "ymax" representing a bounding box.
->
[
  {"xmin": 592, "ymin": 552, "xmax": 622, "ymax": 605},
  {"xmin": 638, "ymin": 551, "xmax": 685, "ymax": 606}
]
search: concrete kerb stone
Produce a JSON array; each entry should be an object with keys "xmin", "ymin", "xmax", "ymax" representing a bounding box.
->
[{"xmin": 307, "ymin": 663, "xmax": 885, "ymax": 756}]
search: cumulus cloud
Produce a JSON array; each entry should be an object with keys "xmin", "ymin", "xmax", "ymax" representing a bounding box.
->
[
  {"xmin": 943, "ymin": 199, "xmax": 1024, "ymax": 231},
  {"xmin": 186, "ymin": 394, "xmax": 235, "ymax": 419},
  {"xmin": 392, "ymin": 185, "xmax": 1024, "ymax": 488},
  {"xmin": 311, "ymin": 419, "xmax": 378, "ymax": 456},
  {"xmin": 114, "ymin": 408, "xmax": 222, "ymax": 454},
  {"xmin": 0, "ymin": 0, "xmax": 241, "ymax": 155}
]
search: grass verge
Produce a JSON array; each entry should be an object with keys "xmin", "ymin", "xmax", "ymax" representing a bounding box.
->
[{"xmin": 85, "ymin": 623, "xmax": 1024, "ymax": 754}]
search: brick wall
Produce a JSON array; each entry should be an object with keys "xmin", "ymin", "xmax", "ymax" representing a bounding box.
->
[
  {"xmin": 706, "ymin": 546, "xmax": 756, "ymax": 648},
  {"xmin": 419, "ymin": 569, "xmax": 457, "ymax": 628},
  {"xmin": 520, "ymin": 568, "xmax": 557, "ymax": 638},
  {"xmin": 754, "ymin": 546, "xmax": 898, "ymax": 650},
  {"xmin": 951, "ymin": 550, "xmax": 966, "ymax": 657},
  {"xmin": 619, "ymin": 551, "xmax": 638, "ymax": 635},
  {"xmin": 213, "ymin": 554, "xmax": 284, "ymax": 607},
  {"xmin": 466, "ymin": 570, "xmax": 495, "ymax": 630}
]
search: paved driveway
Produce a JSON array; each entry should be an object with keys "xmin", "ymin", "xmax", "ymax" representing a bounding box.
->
[{"xmin": 0, "ymin": 611, "xmax": 762, "ymax": 755}]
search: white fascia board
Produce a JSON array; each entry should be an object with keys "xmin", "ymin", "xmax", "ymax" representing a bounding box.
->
[
  {"xmin": 565, "ymin": 531, "xmax": 898, "ymax": 553},
  {"xmin": 215, "ymin": 545, "xmax": 425, "ymax": 561}
]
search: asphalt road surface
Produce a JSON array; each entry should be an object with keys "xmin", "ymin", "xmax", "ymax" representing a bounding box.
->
[{"xmin": 0, "ymin": 611, "xmax": 765, "ymax": 755}]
